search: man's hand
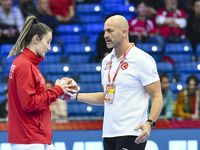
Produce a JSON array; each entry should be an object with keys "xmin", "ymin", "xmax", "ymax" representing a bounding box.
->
[{"xmin": 134, "ymin": 122, "xmax": 152, "ymax": 144}]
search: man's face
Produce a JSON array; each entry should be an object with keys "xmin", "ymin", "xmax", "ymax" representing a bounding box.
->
[
  {"xmin": 1, "ymin": 0, "xmax": 13, "ymax": 11},
  {"xmin": 38, "ymin": 0, "xmax": 50, "ymax": 13},
  {"xmin": 136, "ymin": 2, "xmax": 147, "ymax": 17},
  {"xmin": 194, "ymin": 1, "xmax": 200, "ymax": 17},
  {"xmin": 165, "ymin": 0, "xmax": 178, "ymax": 11},
  {"xmin": 103, "ymin": 19, "xmax": 123, "ymax": 49},
  {"xmin": 188, "ymin": 79, "xmax": 198, "ymax": 94},
  {"xmin": 161, "ymin": 77, "xmax": 170, "ymax": 91}
]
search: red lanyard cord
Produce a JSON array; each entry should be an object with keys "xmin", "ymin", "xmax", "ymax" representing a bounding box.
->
[{"xmin": 108, "ymin": 43, "xmax": 134, "ymax": 84}]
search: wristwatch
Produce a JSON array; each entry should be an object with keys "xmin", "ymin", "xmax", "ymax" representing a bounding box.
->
[{"xmin": 146, "ymin": 119, "xmax": 156, "ymax": 129}]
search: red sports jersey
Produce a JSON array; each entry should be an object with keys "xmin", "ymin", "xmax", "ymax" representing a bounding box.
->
[
  {"xmin": 49, "ymin": 0, "xmax": 74, "ymax": 16},
  {"xmin": 128, "ymin": 17, "xmax": 159, "ymax": 34},
  {"xmin": 8, "ymin": 48, "xmax": 64, "ymax": 144},
  {"xmin": 156, "ymin": 8, "xmax": 187, "ymax": 37}
]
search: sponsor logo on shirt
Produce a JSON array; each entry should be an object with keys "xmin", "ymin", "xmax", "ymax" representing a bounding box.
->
[
  {"xmin": 121, "ymin": 62, "xmax": 129, "ymax": 70},
  {"xmin": 104, "ymin": 62, "xmax": 112, "ymax": 70},
  {"xmin": 9, "ymin": 64, "xmax": 16, "ymax": 79},
  {"xmin": 152, "ymin": 69, "xmax": 158, "ymax": 76}
]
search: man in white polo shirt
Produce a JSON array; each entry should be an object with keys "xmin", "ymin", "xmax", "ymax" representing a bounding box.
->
[{"xmin": 76, "ymin": 15, "xmax": 163, "ymax": 150}]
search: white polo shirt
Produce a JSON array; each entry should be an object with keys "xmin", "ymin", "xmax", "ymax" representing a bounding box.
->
[{"xmin": 101, "ymin": 45, "xmax": 159, "ymax": 138}]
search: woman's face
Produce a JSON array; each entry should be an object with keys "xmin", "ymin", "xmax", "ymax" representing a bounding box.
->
[
  {"xmin": 188, "ymin": 79, "xmax": 198, "ymax": 94},
  {"xmin": 35, "ymin": 31, "xmax": 52, "ymax": 58}
]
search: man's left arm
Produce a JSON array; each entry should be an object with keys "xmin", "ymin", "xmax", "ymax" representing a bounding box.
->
[{"xmin": 135, "ymin": 81, "xmax": 163, "ymax": 144}]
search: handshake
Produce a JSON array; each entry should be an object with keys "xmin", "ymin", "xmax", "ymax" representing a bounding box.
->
[{"xmin": 55, "ymin": 77, "xmax": 78, "ymax": 101}]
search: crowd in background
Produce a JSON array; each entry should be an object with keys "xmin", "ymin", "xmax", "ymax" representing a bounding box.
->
[{"xmin": 0, "ymin": 0, "xmax": 200, "ymax": 121}]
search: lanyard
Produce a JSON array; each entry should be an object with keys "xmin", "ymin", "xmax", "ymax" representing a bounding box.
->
[{"xmin": 108, "ymin": 43, "xmax": 134, "ymax": 84}]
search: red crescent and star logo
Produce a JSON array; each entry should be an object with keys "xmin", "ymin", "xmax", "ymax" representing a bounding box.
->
[{"xmin": 121, "ymin": 62, "xmax": 129, "ymax": 70}]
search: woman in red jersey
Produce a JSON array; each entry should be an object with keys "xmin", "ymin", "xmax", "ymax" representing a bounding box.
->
[{"xmin": 7, "ymin": 15, "xmax": 76, "ymax": 150}]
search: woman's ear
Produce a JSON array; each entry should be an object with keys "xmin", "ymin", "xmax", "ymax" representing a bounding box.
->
[{"xmin": 33, "ymin": 34, "xmax": 40, "ymax": 44}]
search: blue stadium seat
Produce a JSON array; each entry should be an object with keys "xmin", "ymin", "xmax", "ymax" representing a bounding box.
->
[
  {"xmin": 181, "ymin": 73, "xmax": 200, "ymax": 83},
  {"xmin": 173, "ymin": 93, "xmax": 178, "ymax": 101},
  {"xmin": 170, "ymin": 82, "xmax": 186, "ymax": 94},
  {"xmin": 166, "ymin": 54, "xmax": 193, "ymax": 63},
  {"xmin": 56, "ymin": 24, "xmax": 84, "ymax": 34},
  {"xmin": 64, "ymin": 44, "xmax": 96, "ymax": 54},
  {"xmin": 0, "ymin": 83, "xmax": 8, "ymax": 94},
  {"xmin": 79, "ymin": 14, "xmax": 104, "ymax": 24},
  {"xmin": 39, "ymin": 63, "xmax": 73, "ymax": 75},
  {"xmin": 103, "ymin": 0, "xmax": 126, "ymax": 4},
  {"xmin": 46, "ymin": 74, "xmax": 72, "ymax": 83},
  {"xmin": 48, "ymin": 43, "xmax": 62, "ymax": 54},
  {"xmin": 104, "ymin": 3, "xmax": 136, "ymax": 15},
  {"xmin": 83, "ymin": 23, "xmax": 104, "ymax": 34},
  {"xmin": 76, "ymin": 3, "xmax": 104, "ymax": 14},
  {"xmin": 3, "ymin": 56, "xmax": 16, "ymax": 75},
  {"xmin": 174, "ymin": 62, "xmax": 200, "ymax": 73},
  {"xmin": 0, "ymin": 66, "xmax": 3, "ymax": 74},
  {"xmin": 165, "ymin": 43, "xmax": 193, "ymax": 54},
  {"xmin": 73, "ymin": 63, "xmax": 102, "ymax": 74},
  {"xmin": 78, "ymin": 83, "xmax": 103, "ymax": 93},
  {"xmin": 136, "ymin": 43, "xmax": 162, "ymax": 54},
  {"xmin": 88, "ymin": 34, "xmax": 99, "ymax": 45},
  {"xmin": 157, "ymin": 62, "xmax": 173, "ymax": 73},
  {"xmin": 0, "ymin": 44, "xmax": 14, "ymax": 56},
  {"xmin": 79, "ymin": 74, "xmax": 101, "ymax": 83},
  {"xmin": 151, "ymin": 54, "xmax": 162, "ymax": 62},
  {"xmin": 59, "ymin": 34, "xmax": 83, "ymax": 44},
  {"xmin": 68, "ymin": 54, "xmax": 93, "ymax": 64},
  {"xmin": 67, "ymin": 101, "xmax": 103, "ymax": 117},
  {"xmin": 42, "ymin": 55, "xmax": 62, "ymax": 64},
  {"xmin": 196, "ymin": 43, "xmax": 200, "ymax": 55}
]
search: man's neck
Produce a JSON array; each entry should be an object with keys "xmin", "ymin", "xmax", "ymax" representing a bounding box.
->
[
  {"xmin": 114, "ymin": 42, "xmax": 132, "ymax": 59},
  {"xmin": 137, "ymin": 16, "xmax": 146, "ymax": 21}
]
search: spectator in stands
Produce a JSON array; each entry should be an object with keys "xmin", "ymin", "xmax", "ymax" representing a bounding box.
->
[
  {"xmin": 186, "ymin": 0, "xmax": 200, "ymax": 54},
  {"xmin": 0, "ymin": 0, "xmax": 24, "ymax": 45},
  {"xmin": 49, "ymin": 0, "xmax": 76, "ymax": 24},
  {"xmin": 94, "ymin": 31, "xmax": 113, "ymax": 62},
  {"xmin": 18, "ymin": 0, "xmax": 37, "ymax": 18},
  {"xmin": 178, "ymin": 0, "xmax": 194, "ymax": 14},
  {"xmin": 0, "ymin": 87, "xmax": 8, "ymax": 119},
  {"xmin": 129, "ymin": 0, "xmax": 165, "ymax": 19},
  {"xmin": 176, "ymin": 75, "xmax": 200, "ymax": 119},
  {"xmin": 36, "ymin": 0, "xmax": 59, "ymax": 33},
  {"xmin": 46, "ymin": 80, "xmax": 68, "ymax": 120},
  {"xmin": 155, "ymin": 0, "xmax": 190, "ymax": 46},
  {"xmin": 148, "ymin": 73, "xmax": 174, "ymax": 119},
  {"xmin": 128, "ymin": 0, "xmax": 164, "ymax": 49}
]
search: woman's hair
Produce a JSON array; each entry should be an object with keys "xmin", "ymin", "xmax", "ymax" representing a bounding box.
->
[
  {"xmin": 186, "ymin": 75, "xmax": 199, "ymax": 86},
  {"xmin": 8, "ymin": 15, "xmax": 52, "ymax": 58}
]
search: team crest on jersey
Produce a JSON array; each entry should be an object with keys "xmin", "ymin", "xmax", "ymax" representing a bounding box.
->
[{"xmin": 121, "ymin": 62, "xmax": 129, "ymax": 70}]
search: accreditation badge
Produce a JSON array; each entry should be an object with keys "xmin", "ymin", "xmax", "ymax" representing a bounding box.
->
[{"xmin": 104, "ymin": 84, "xmax": 116, "ymax": 103}]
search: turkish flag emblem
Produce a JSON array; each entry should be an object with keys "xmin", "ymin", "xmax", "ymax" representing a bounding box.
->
[{"xmin": 121, "ymin": 62, "xmax": 129, "ymax": 70}]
